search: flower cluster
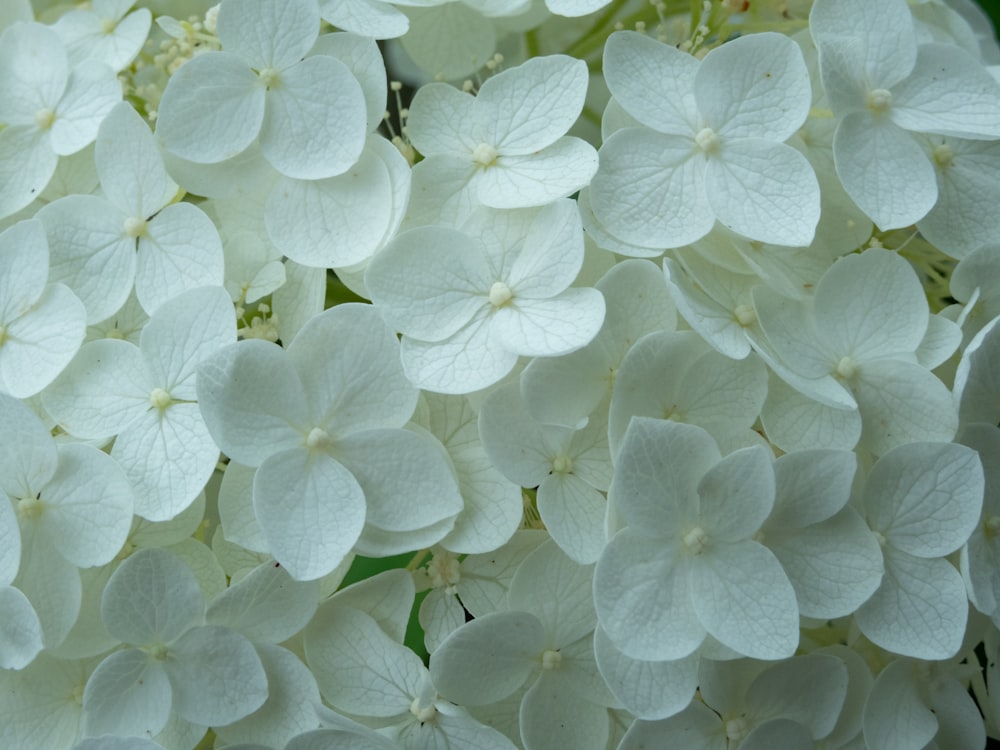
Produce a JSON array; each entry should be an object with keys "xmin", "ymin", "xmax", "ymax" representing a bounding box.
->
[{"xmin": 2, "ymin": 0, "xmax": 1000, "ymax": 748}]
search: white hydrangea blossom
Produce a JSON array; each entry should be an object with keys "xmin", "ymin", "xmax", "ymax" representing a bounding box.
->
[{"xmin": 1, "ymin": 1, "xmax": 1000, "ymax": 746}]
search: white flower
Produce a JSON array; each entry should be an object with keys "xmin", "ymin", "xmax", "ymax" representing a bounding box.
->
[
  {"xmin": 404, "ymin": 55, "xmax": 597, "ymax": 227},
  {"xmin": 42, "ymin": 286, "xmax": 236, "ymax": 521},
  {"xmin": 0, "ymin": 22, "xmax": 120, "ymax": 219},
  {"xmin": 196, "ymin": 303, "xmax": 463, "ymax": 579},
  {"xmin": 83, "ymin": 548, "xmax": 268, "ymax": 736},
  {"xmin": 366, "ymin": 201, "xmax": 605, "ymax": 394},
  {"xmin": 590, "ymin": 31, "xmax": 819, "ymax": 249},
  {"xmin": 810, "ymin": 0, "xmax": 1000, "ymax": 229},
  {"xmin": 0, "ymin": 219, "xmax": 86, "ymax": 398},
  {"xmin": 594, "ymin": 418, "xmax": 799, "ymax": 661},
  {"xmin": 155, "ymin": 0, "xmax": 367, "ymax": 179}
]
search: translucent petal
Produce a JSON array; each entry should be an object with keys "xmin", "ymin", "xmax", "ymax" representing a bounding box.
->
[
  {"xmin": 590, "ymin": 129, "xmax": 712, "ymax": 249},
  {"xmin": 832, "ymin": 112, "xmax": 937, "ymax": 230},
  {"xmin": 112, "ymin": 403, "xmax": 218, "ymax": 522},
  {"xmin": 0, "ymin": 218, "xmax": 47, "ymax": 319},
  {"xmin": 611, "ymin": 417, "xmax": 720, "ymax": 535},
  {"xmin": 593, "ymin": 626, "xmax": 697, "ymax": 720},
  {"xmin": 36, "ymin": 194, "xmax": 135, "ymax": 324},
  {"xmin": 135, "ymin": 202, "xmax": 225, "ymax": 315},
  {"xmin": 491, "ymin": 289, "xmax": 605, "ymax": 357},
  {"xmin": 813, "ymin": 249, "xmax": 928, "ymax": 362},
  {"xmin": 0, "ymin": 126, "xmax": 57, "ymax": 220},
  {"xmin": 0, "ymin": 585, "xmax": 42, "ymax": 670},
  {"xmin": 49, "ymin": 59, "xmax": 120, "ymax": 156},
  {"xmin": 213, "ymin": 642, "xmax": 322, "ymax": 748},
  {"xmin": 12, "ymin": 523, "xmax": 80, "ymax": 649},
  {"xmin": 265, "ymin": 143, "xmax": 393, "ymax": 268},
  {"xmin": 166, "ymin": 625, "xmax": 268, "ymax": 726},
  {"xmin": 310, "ymin": 32, "xmax": 387, "ymax": 133},
  {"xmin": 891, "ymin": 44, "xmax": 1000, "ymax": 139},
  {"xmin": 259, "ymin": 55, "xmax": 366, "ymax": 179},
  {"xmin": 864, "ymin": 441, "xmax": 983, "ymax": 557},
  {"xmin": 810, "ymin": 0, "xmax": 916, "ymax": 92},
  {"xmin": 853, "ymin": 359, "xmax": 958, "ymax": 455},
  {"xmin": 155, "ymin": 51, "xmax": 264, "ymax": 164},
  {"xmin": 855, "ymin": 549, "xmax": 967, "ymax": 659},
  {"xmin": 305, "ymin": 605, "xmax": 423, "ymax": 717},
  {"xmin": 286, "ymin": 303, "xmax": 418, "ymax": 435},
  {"xmin": 40, "ymin": 443, "xmax": 132, "ymax": 567},
  {"xmin": 207, "ymin": 561, "xmax": 319, "ymax": 644},
  {"xmin": 252, "ymin": 448, "xmax": 365, "ymax": 581},
  {"xmin": 96, "ymin": 101, "xmax": 176, "ymax": 218},
  {"xmin": 367, "ymin": 224, "xmax": 491, "ymax": 340},
  {"xmin": 82, "ymin": 650, "xmax": 171, "ymax": 737},
  {"xmin": 196, "ymin": 339, "xmax": 310, "ymax": 466},
  {"xmin": 217, "ymin": 0, "xmax": 319, "ymax": 70},
  {"xmin": 770, "ymin": 449, "xmax": 857, "ymax": 528},
  {"xmin": 768, "ymin": 509, "xmax": 884, "ymax": 620},
  {"xmin": 705, "ymin": 140, "xmax": 819, "ymax": 247},
  {"xmin": 407, "ymin": 82, "xmax": 478, "ymax": 156},
  {"xmin": 689, "ymin": 541, "xmax": 799, "ymax": 659},
  {"xmin": 476, "ymin": 137, "xmax": 598, "ymax": 210},
  {"xmin": 400, "ymin": 307, "xmax": 518, "ymax": 394},
  {"xmin": 594, "ymin": 529, "xmax": 703, "ymax": 661},
  {"xmin": 429, "ymin": 611, "xmax": 544, "ymax": 706},
  {"xmin": 479, "ymin": 55, "xmax": 587, "ymax": 154},
  {"xmin": 1, "ymin": 283, "xmax": 86, "ymax": 398},
  {"xmin": 100, "ymin": 547, "xmax": 203, "ymax": 645},
  {"xmin": 519, "ymin": 671, "xmax": 609, "ymax": 750},
  {"xmin": 602, "ymin": 31, "xmax": 699, "ymax": 135},
  {"xmin": 696, "ymin": 33, "xmax": 810, "ymax": 141},
  {"xmin": 41, "ymin": 338, "xmax": 149, "ymax": 439},
  {"xmin": 696, "ymin": 444, "xmax": 775, "ymax": 541},
  {"xmin": 861, "ymin": 658, "xmax": 938, "ymax": 750}
]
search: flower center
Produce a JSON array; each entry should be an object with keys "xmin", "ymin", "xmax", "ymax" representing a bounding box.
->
[
  {"xmin": 427, "ymin": 550, "xmax": 461, "ymax": 592},
  {"xmin": 305, "ymin": 427, "xmax": 330, "ymax": 450},
  {"xmin": 258, "ymin": 67, "xmax": 280, "ymax": 89},
  {"xmin": 124, "ymin": 216, "xmax": 148, "ymax": 239},
  {"xmin": 726, "ymin": 716, "xmax": 751, "ymax": 742},
  {"xmin": 932, "ymin": 143, "xmax": 955, "ymax": 169},
  {"xmin": 695, "ymin": 127, "xmax": 721, "ymax": 154},
  {"xmin": 541, "ymin": 649, "xmax": 562, "ymax": 670},
  {"xmin": 17, "ymin": 494, "xmax": 43, "ymax": 520},
  {"xmin": 866, "ymin": 88, "xmax": 893, "ymax": 113},
  {"xmin": 683, "ymin": 525, "xmax": 709, "ymax": 555},
  {"xmin": 34, "ymin": 108, "xmax": 56, "ymax": 130},
  {"xmin": 551, "ymin": 454, "xmax": 573, "ymax": 474},
  {"xmin": 489, "ymin": 281, "xmax": 513, "ymax": 307},
  {"xmin": 734, "ymin": 304, "xmax": 756, "ymax": 327},
  {"xmin": 410, "ymin": 695, "xmax": 437, "ymax": 723},
  {"xmin": 150, "ymin": 387, "xmax": 172, "ymax": 410},
  {"xmin": 835, "ymin": 355, "xmax": 857, "ymax": 380},
  {"xmin": 472, "ymin": 142, "xmax": 499, "ymax": 167}
]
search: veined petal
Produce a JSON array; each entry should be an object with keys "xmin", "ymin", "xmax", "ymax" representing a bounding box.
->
[
  {"xmin": 286, "ymin": 303, "xmax": 417, "ymax": 435},
  {"xmin": 476, "ymin": 137, "xmax": 598, "ymax": 209},
  {"xmin": 705, "ymin": 139, "xmax": 819, "ymax": 247},
  {"xmin": 590, "ymin": 129, "xmax": 712, "ymax": 249},
  {"xmin": 155, "ymin": 51, "xmax": 265, "ymax": 164},
  {"xmin": 400, "ymin": 307, "xmax": 518, "ymax": 395},
  {"xmin": 49, "ymin": 59, "xmax": 120, "ymax": 156},
  {"xmin": 136, "ymin": 203, "xmax": 225, "ymax": 315},
  {"xmin": 82, "ymin": 650, "xmax": 171, "ymax": 738},
  {"xmin": 832, "ymin": 111, "xmax": 937, "ymax": 230},
  {"xmin": 217, "ymin": 0, "xmax": 319, "ymax": 70},
  {"xmin": 697, "ymin": 33, "xmax": 811, "ymax": 141},
  {"xmin": 689, "ymin": 541, "xmax": 799, "ymax": 659},
  {"xmin": 365, "ymin": 225, "xmax": 492, "ymax": 342},
  {"xmin": 253, "ymin": 448, "xmax": 365, "ymax": 581},
  {"xmin": 891, "ymin": 44, "xmax": 1000, "ymax": 139},
  {"xmin": 594, "ymin": 528, "xmax": 703, "ymax": 661},
  {"xmin": 259, "ymin": 55, "xmax": 366, "ymax": 179},
  {"xmin": 480, "ymin": 55, "xmax": 588, "ymax": 154},
  {"xmin": 491, "ymin": 289, "xmax": 605, "ymax": 358},
  {"xmin": 602, "ymin": 31, "xmax": 699, "ymax": 135}
]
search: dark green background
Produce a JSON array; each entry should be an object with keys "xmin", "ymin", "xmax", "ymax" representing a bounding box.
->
[{"xmin": 979, "ymin": 0, "xmax": 1000, "ymax": 34}]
